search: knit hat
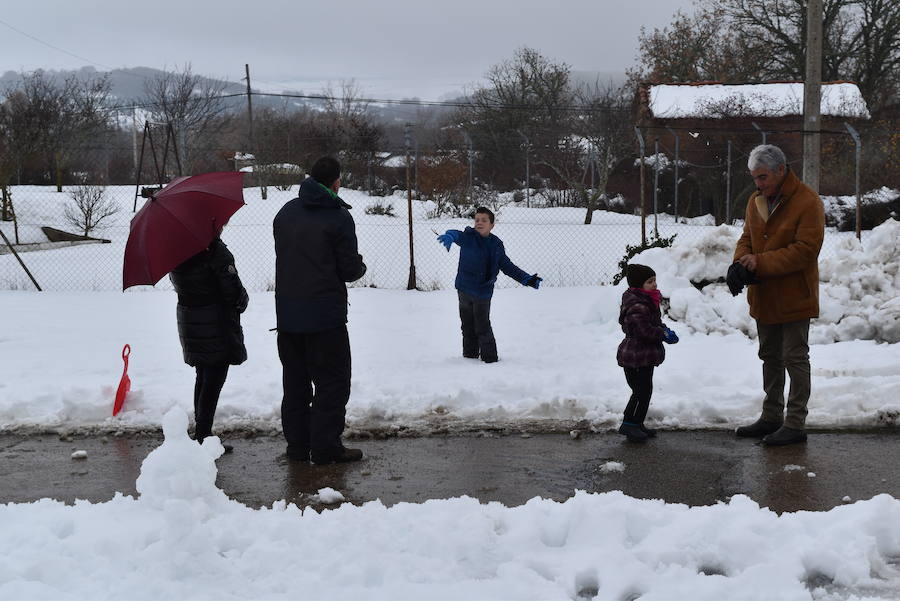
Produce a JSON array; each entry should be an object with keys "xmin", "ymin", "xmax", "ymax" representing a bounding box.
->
[{"xmin": 626, "ymin": 264, "xmax": 656, "ymax": 288}]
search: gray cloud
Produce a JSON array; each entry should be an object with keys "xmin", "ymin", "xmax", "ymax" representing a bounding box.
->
[{"xmin": 1, "ymin": 0, "xmax": 693, "ymax": 98}]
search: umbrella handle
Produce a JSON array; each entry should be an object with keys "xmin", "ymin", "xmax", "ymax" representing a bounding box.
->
[{"xmin": 122, "ymin": 343, "xmax": 131, "ymax": 362}]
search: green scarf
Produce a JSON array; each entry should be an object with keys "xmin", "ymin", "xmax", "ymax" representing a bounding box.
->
[{"xmin": 316, "ymin": 181, "xmax": 338, "ymax": 200}]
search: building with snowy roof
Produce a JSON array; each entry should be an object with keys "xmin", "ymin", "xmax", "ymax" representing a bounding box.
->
[{"xmin": 633, "ymin": 81, "xmax": 871, "ymax": 220}]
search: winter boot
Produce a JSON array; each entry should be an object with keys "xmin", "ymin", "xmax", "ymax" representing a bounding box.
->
[
  {"xmin": 735, "ymin": 418, "xmax": 783, "ymax": 438},
  {"xmin": 640, "ymin": 424, "xmax": 657, "ymax": 438},
  {"xmin": 618, "ymin": 422, "xmax": 648, "ymax": 443},
  {"xmin": 311, "ymin": 447, "xmax": 364, "ymax": 465},
  {"xmin": 762, "ymin": 426, "xmax": 807, "ymax": 446},
  {"xmin": 285, "ymin": 446, "xmax": 310, "ymax": 462}
]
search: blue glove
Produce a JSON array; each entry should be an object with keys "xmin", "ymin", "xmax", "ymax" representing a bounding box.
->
[
  {"xmin": 523, "ymin": 274, "xmax": 542, "ymax": 289},
  {"xmin": 663, "ymin": 327, "xmax": 679, "ymax": 344},
  {"xmin": 436, "ymin": 230, "xmax": 458, "ymax": 251}
]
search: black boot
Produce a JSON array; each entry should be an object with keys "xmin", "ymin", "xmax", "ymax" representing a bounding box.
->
[
  {"xmin": 311, "ymin": 447, "xmax": 363, "ymax": 465},
  {"xmin": 286, "ymin": 446, "xmax": 310, "ymax": 462},
  {"xmin": 618, "ymin": 422, "xmax": 648, "ymax": 443},
  {"xmin": 735, "ymin": 418, "xmax": 782, "ymax": 438},
  {"xmin": 762, "ymin": 426, "xmax": 807, "ymax": 446},
  {"xmin": 640, "ymin": 424, "xmax": 657, "ymax": 438}
]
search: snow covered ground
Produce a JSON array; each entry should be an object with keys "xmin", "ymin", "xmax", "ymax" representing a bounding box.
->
[
  {"xmin": 1, "ymin": 219, "xmax": 898, "ymax": 433},
  {"xmin": 2, "ymin": 408, "xmax": 900, "ymax": 601},
  {"xmin": 2, "ymin": 185, "xmax": 900, "ymax": 601}
]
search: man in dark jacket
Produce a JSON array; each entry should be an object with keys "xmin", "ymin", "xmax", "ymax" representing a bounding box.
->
[
  {"xmin": 436, "ymin": 207, "xmax": 541, "ymax": 363},
  {"xmin": 170, "ymin": 237, "xmax": 248, "ymax": 452},
  {"xmin": 274, "ymin": 157, "xmax": 367, "ymax": 464}
]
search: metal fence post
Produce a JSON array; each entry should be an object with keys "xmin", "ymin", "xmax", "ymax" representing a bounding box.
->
[
  {"xmin": 461, "ymin": 129, "xmax": 474, "ymax": 200},
  {"xmin": 666, "ymin": 126, "xmax": 679, "ymax": 222},
  {"xmin": 653, "ymin": 138, "xmax": 660, "ymax": 237},
  {"xmin": 726, "ymin": 140, "xmax": 732, "ymax": 224},
  {"xmin": 634, "ymin": 126, "xmax": 647, "ymax": 245},
  {"xmin": 517, "ymin": 130, "xmax": 530, "ymax": 208},
  {"xmin": 752, "ymin": 122, "xmax": 767, "ymax": 145},
  {"xmin": 844, "ymin": 122, "xmax": 862, "ymax": 241}
]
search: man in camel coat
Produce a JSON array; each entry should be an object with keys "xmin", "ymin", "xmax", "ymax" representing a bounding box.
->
[{"xmin": 733, "ymin": 144, "xmax": 825, "ymax": 446}]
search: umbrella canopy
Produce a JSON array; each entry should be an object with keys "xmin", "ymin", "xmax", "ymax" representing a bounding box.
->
[{"xmin": 123, "ymin": 171, "xmax": 244, "ymax": 290}]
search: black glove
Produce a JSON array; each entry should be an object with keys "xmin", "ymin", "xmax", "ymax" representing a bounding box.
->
[
  {"xmin": 726, "ymin": 262, "xmax": 744, "ymax": 296},
  {"xmin": 726, "ymin": 262, "xmax": 759, "ymax": 296},
  {"xmin": 524, "ymin": 274, "xmax": 542, "ymax": 289}
]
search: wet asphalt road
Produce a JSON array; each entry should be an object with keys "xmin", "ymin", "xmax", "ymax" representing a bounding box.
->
[{"xmin": 1, "ymin": 430, "xmax": 899, "ymax": 512}]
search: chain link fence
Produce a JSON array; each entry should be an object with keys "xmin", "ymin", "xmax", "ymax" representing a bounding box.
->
[{"xmin": 0, "ymin": 143, "xmax": 884, "ymax": 292}]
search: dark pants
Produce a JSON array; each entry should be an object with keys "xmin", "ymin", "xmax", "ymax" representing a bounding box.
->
[
  {"xmin": 757, "ymin": 319, "xmax": 811, "ymax": 429},
  {"xmin": 278, "ymin": 326, "xmax": 352, "ymax": 455},
  {"xmin": 193, "ymin": 364, "xmax": 229, "ymax": 441},
  {"xmin": 458, "ymin": 291, "xmax": 497, "ymax": 361},
  {"xmin": 623, "ymin": 366, "xmax": 654, "ymax": 424}
]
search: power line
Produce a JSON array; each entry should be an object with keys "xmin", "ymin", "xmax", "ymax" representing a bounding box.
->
[
  {"xmin": 0, "ymin": 18, "xmax": 154, "ymax": 86},
  {"xmin": 0, "ymin": 17, "xmax": 116, "ymax": 71}
]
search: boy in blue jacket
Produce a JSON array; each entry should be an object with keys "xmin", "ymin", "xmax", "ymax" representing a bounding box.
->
[{"xmin": 436, "ymin": 207, "xmax": 541, "ymax": 363}]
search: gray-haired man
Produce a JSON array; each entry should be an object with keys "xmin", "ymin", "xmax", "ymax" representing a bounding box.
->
[{"xmin": 733, "ymin": 144, "xmax": 825, "ymax": 446}]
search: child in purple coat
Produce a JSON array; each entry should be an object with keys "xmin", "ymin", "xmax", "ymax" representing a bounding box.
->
[{"xmin": 616, "ymin": 264, "xmax": 678, "ymax": 443}]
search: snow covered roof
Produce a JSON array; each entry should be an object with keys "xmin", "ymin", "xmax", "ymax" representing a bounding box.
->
[
  {"xmin": 648, "ymin": 82, "xmax": 870, "ymax": 120},
  {"xmin": 239, "ymin": 163, "xmax": 301, "ymax": 173},
  {"xmin": 382, "ymin": 155, "xmax": 407, "ymax": 168}
]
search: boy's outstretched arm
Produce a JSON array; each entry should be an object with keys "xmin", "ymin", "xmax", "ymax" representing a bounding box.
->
[
  {"xmin": 436, "ymin": 229, "xmax": 461, "ymax": 251},
  {"xmin": 498, "ymin": 243, "xmax": 541, "ymax": 288}
]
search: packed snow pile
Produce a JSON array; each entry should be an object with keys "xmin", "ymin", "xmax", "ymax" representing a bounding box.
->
[
  {"xmin": 821, "ymin": 187, "xmax": 900, "ymax": 229},
  {"xmin": 636, "ymin": 218, "xmax": 900, "ymax": 343},
  {"xmin": 135, "ymin": 408, "xmax": 228, "ymax": 509},
  {"xmin": 2, "ymin": 425, "xmax": 900, "ymax": 600},
  {"xmin": 817, "ymin": 220, "xmax": 900, "ymax": 343}
]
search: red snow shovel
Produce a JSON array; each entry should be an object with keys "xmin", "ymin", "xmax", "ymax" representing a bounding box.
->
[{"xmin": 113, "ymin": 344, "xmax": 131, "ymax": 416}]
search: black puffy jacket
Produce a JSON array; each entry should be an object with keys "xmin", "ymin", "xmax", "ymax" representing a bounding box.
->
[
  {"xmin": 273, "ymin": 178, "xmax": 366, "ymax": 333},
  {"xmin": 169, "ymin": 238, "xmax": 249, "ymax": 366}
]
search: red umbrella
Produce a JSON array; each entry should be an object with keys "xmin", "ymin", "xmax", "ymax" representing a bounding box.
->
[{"xmin": 123, "ymin": 172, "xmax": 245, "ymax": 290}]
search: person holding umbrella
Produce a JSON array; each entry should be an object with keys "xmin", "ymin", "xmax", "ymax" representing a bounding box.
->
[
  {"xmin": 169, "ymin": 232, "xmax": 248, "ymax": 452},
  {"xmin": 123, "ymin": 172, "xmax": 248, "ymax": 451}
]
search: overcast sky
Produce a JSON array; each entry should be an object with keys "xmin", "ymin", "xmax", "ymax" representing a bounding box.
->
[{"xmin": 0, "ymin": 0, "xmax": 695, "ymax": 99}]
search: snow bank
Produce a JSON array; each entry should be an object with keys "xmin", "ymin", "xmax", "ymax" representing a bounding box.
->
[
  {"xmin": 2, "ymin": 416, "xmax": 900, "ymax": 601},
  {"xmin": 635, "ymin": 219, "xmax": 900, "ymax": 343}
]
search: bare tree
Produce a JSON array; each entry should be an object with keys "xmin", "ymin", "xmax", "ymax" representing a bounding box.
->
[
  {"xmin": 634, "ymin": 0, "xmax": 900, "ymax": 111},
  {"xmin": 456, "ymin": 47, "xmax": 576, "ymax": 188},
  {"xmin": 1, "ymin": 71, "xmax": 111, "ymax": 192},
  {"xmin": 142, "ymin": 64, "xmax": 228, "ymax": 172},
  {"xmin": 64, "ymin": 185, "xmax": 118, "ymax": 237},
  {"xmin": 629, "ymin": 5, "xmax": 769, "ymax": 83},
  {"xmin": 572, "ymin": 82, "xmax": 634, "ymax": 223}
]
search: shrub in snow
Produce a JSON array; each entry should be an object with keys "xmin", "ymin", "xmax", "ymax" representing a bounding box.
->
[
  {"xmin": 364, "ymin": 200, "xmax": 396, "ymax": 217},
  {"xmin": 612, "ymin": 234, "xmax": 677, "ymax": 285}
]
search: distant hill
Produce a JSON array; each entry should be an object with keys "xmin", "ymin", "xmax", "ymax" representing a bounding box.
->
[
  {"xmin": 0, "ymin": 66, "xmax": 627, "ymax": 123},
  {"xmin": 0, "ymin": 65, "xmax": 245, "ymax": 103}
]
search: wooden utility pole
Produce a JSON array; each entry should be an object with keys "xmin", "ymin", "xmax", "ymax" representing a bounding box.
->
[
  {"xmin": 244, "ymin": 64, "xmax": 254, "ymax": 151},
  {"xmin": 802, "ymin": 0, "xmax": 823, "ymax": 192},
  {"xmin": 405, "ymin": 123, "xmax": 417, "ymax": 290}
]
